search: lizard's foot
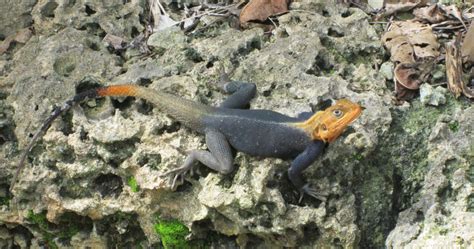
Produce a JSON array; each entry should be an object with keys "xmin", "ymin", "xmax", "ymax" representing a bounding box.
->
[
  {"xmin": 159, "ymin": 165, "xmax": 195, "ymax": 190},
  {"xmin": 299, "ymin": 184, "xmax": 328, "ymax": 203}
]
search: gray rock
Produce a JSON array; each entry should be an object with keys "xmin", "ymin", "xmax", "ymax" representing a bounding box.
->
[
  {"xmin": 379, "ymin": 61, "xmax": 394, "ymax": 80},
  {"xmin": 0, "ymin": 0, "xmax": 36, "ymax": 38},
  {"xmin": 432, "ymin": 64, "xmax": 446, "ymax": 81},
  {"xmin": 147, "ymin": 27, "xmax": 187, "ymax": 51},
  {"xmin": 386, "ymin": 106, "xmax": 474, "ymax": 248},
  {"xmin": 31, "ymin": 0, "xmax": 145, "ymax": 38},
  {"xmin": 2, "ymin": 0, "xmax": 471, "ymax": 248},
  {"xmin": 6, "ymin": 27, "xmax": 122, "ymax": 146},
  {"xmin": 419, "ymin": 83, "xmax": 447, "ymax": 106}
]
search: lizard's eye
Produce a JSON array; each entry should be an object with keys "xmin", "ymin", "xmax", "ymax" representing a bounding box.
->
[
  {"xmin": 333, "ymin": 109, "xmax": 343, "ymax": 118},
  {"xmin": 321, "ymin": 124, "xmax": 328, "ymax": 131}
]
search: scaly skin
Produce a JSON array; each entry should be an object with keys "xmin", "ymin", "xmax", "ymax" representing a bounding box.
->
[{"xmin": 11, "ymin": 82, "xmax": 362, "ymax": 201}]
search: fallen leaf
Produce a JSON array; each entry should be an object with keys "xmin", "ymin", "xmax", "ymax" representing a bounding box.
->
[
  {"xmin": 384, "ymin": 0, "xmax": 428, "ymax": 16},
  {"xmin": 394, "ymin": 64, "xmax": 421, "ymax": 90},
  {"xmin": 446, "ymin": 33, "xmax": 474, "ymax": 98},
  {"xmin": 394, "ymin": 64, "xmax": 420, "ymax": 100},
  {"xmin": 413, "ymin": 4, "xmax": 446, "ymax": 23},
  {"xmin": 382, "ymin": 20, "xmax": 439, "ymax": 101},
  {"xmin": 382, "ymin": 21, "xmax": 439, "ymax": 63},
  {"xmin": 239, "ymin": 0, "xmax": 288, "ymax": 24},
  {"xmin": 394, "ymin": 81, "xmax": 418, "ymax": 100},
  {"xmin": 441, "ymin": 5, "xmax": 466, "ymax": 29},
  {"xmin": 0, "ymin": 28, "xmax": 33, "ymax": 54},
  {"xmin": 461, "ymin": 22, "xmax": 474, "ymax": 63}
]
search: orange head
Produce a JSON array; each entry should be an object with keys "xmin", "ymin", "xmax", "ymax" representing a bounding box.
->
[{"xmin": 294, "ymin": 99, "xmax": 363, "ymax": 143}]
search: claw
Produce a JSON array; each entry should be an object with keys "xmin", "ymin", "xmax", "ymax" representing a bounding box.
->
[
  {"xmin": 159, "ymin": 164, "xmax": 194, "ymax": 190},
  {"xmin": 299, "ymin": 184, "xmax": 328, "ymax": 203}
]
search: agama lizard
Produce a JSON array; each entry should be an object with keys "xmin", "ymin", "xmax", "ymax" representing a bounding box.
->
[{"xmin": 10, "ymin": 81, "xmax": 362, "ymax": 200}]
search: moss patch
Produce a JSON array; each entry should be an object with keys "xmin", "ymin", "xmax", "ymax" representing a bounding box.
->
[
  {"xmin": 154, "ymin": 218, "xmax": 190, "ymax": 249},
  {"xmin": 355, "ymin": 97, "xmax": 465, "ymax": 248},
  {"xmin": 27, "ymin": 211, "xmax": 93, "ymax": 248},
  {"xmin": 0, "ymin": 196, "xmax": 11, "ymax": 206},
  {"xmin": 467, "ymin": 145, "xmax": 474, "ymax": 212},
  {"xmin": 448, "ymin": 120, "xmax": 460, "ymax": 132},
  {"xmin": 128, "ymin": 176, "xmax": 139, "ymax": 192}
]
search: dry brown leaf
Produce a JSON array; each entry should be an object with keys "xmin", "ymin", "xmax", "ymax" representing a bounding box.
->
[
  {"xmin": 382, "ymin": 21, "xmax": 440, "ymax": 63},
  {"xmin": 394, "ymin": 64, "xmax": 421, "ymax": 90},
  {"xmin": 382, "ymin": 20, "xmax": 439, "ymax": 101},
  {"xmin": 395, "ymin": 82, "xmax": 418, "ymax": 100},
  {"xmin": 0, "ymin": 28, "xmax": 33, "ymax": 54},
  {"xmin": 461, "ymin": 22, "xmax": 474, "ymax": 63},
  {"xmin": 384, "ymin": 0, "xmax": 428, "ymax": 16},
  {"xmin": 446, "ymin": 34, "xmax": 474, "ymax": 98},
  {"xmin": 239, "ymin": 0, "xmax": 288, "ymax": 24},
  {"xmin": 394, "ymin": 64, "xmax": 421, "ymax": 100},
  {"xmin": 413, "ymin": 4, "xmax": 446, "ymax": 23},
  {"xmin": 446, "ymin": 35, "xmax": 464, "ymax": 98},
  {"xmin": 441, "ymin": 5, "xmax": 466, "ymax": 29}
]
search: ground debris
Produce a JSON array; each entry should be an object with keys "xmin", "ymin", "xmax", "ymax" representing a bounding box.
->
[
  {"xmin": 461, "ymin": 22, "xmax": 474, "ymax": 63},
  {"xmin": 239, "ymin": 0, "xmax": 288, "ymax": 26},
  {"xmin": 382, "ymin": 20, "xmax": 439, "ymax": 101},
  {"xmin": 383, "ymin": 0, "xmax": 429, "ymax": 16},
  {"xmin": 446, "ymin": 33, "xmax": 474, "ymax": 99}
]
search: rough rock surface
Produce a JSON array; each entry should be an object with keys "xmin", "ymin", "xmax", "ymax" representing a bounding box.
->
[
  {"xmin": 0, "ymin": 0, "xmax": 37, "ymax": 38},
  {"xmin": 420, "ymin": 83, "xmax": 447, "ymax": 106},
  {"xmin": 386, "ymin": 105, "xmax": 474, "ymax": 248},
  {"xmin": 0, "ymin": 0, "xmax": 472, "ymax": 248}
]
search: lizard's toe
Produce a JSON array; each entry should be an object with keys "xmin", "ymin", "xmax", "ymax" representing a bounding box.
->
[
  {"xmin": 160, "ymin": 165, "xmax": 194, "ymax": 190},
  {"xmin": 300, "ymin": 184, "xmax": 328, "ymax": 202}
]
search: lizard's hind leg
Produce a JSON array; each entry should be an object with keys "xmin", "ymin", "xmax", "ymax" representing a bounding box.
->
[
  {"xmin": 160, "ymin": 129, "xmax": 234, "ymax": 190},
  {"xmin": 219, "ymin": 81, "xmax": 256, "ymax": 109}
]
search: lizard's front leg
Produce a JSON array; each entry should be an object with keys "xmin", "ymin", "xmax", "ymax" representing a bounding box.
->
[
  {"xmin": 288, "ymin": 140, "xmax": 327, "ymax": 202},
  {"xmin": 161, "ymin": 129, "xmax": 234, "ymax": 189}
]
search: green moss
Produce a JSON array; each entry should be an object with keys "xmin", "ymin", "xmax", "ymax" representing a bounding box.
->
[
  {"xmin": 352, "ymin": 153, "xmax": 364, "ymax": 162},
  {"xmin": 26, "ymin": 211, "xmax": 93, "ymax": 248},
  {"xmin": 356, "ymin": 98, "xmax": 466, "ymax": 248},
  {"xmin": 448, "ymin": 121, "xmax": 459, "ymax": 132},
  {"xmin": 183, "ymin": 47, "xmax": 203, "ymax": 63},
  {"xmin": 27, "ymin": 211, "xmax": 49, "ymax": 230},
  {"xmin": 0, "ymin": 196, "xmax": 11, "ymax": 206},
  {"xmin": 128, "ymin": 176, "xmax": 139, "ymax": 192},
  {"xmin": 154, "ymin": 218, "xmax": 190, "ymax": 249},
  {"xmin": 468, "ymin": 194, "xmax": 474, "ymax": 212},
  {"xmin": 27, "ymin": 211, "xmax": 58, "ymax": 249}
]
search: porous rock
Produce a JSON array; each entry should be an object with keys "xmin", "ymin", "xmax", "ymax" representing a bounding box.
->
[{"xmin": 3, "ymin": 0, "xmax": 471, "ymax": 248}]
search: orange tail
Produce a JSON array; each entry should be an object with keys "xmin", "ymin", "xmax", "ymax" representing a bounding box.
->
[{"xmin": 97, "ymin": 84, "xmax": 139, "ymax": 97}]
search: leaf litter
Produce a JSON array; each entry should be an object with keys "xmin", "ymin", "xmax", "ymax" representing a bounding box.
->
[
  {"xmin": 375, "ymin": 1, "xmax": 474, "ymax": 101},
  {"xmin": 94, "ymin": 0, "xmax": 474, "ymax": 102},
  {"xmin": 382, "ymin": 20, "xmax": 439, "ymax": 100}
]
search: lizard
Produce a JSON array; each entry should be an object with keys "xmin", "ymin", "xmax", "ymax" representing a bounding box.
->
[{"xmin": 10, "ymin": 81, "xmax": 362, "ymax": 200}]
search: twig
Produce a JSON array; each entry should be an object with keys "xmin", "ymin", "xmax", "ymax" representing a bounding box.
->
[
  {"xmin": 176, "ymin": 4, "xmax": 239, "ymax": 26},
  {"xmin": 369, "ymin": 21, "xmax": 389, "ymax": 24}
]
